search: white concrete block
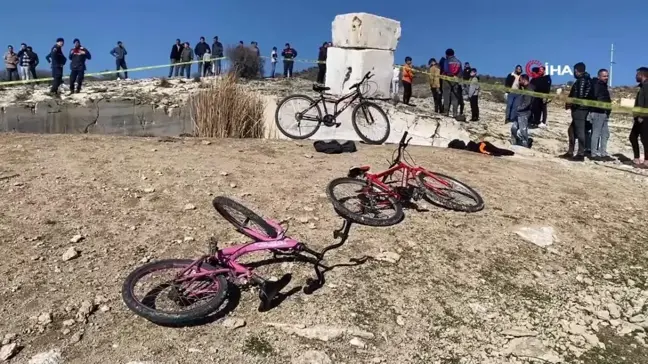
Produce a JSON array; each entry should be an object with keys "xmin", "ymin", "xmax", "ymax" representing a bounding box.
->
[
  {"xmin": 332, "ymin": 13, "xmax": 401, "ymax": 51},
  {"xmin": 325, "ymin": 47, "xmax": 393, "ymax": 98}
]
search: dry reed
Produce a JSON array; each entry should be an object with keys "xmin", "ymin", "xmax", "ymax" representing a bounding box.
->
[{"xmin": 189, "ymin": 74, "xmax": 266, "ymax": 138}]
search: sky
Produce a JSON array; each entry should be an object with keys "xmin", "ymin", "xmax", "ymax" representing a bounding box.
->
[{"xmin": 1, "ymin": 0, "xmax": 644, "ymax": 86}]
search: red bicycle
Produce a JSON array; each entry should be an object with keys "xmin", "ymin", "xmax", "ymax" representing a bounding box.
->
[{"xmin": 326, "ymin": 131, "xmax": 484, "ymax": 226}]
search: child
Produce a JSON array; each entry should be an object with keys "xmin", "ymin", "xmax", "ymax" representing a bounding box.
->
[
  {"xmin": 402, "ymin": 56, "xmax": 414, "ymax": 105},
  {"xmin": 467, "ymin": 68, "xmax": 480, "ymax": 121},
  {"xmin": 202, "ymin": 50, "xmax": 212, "ymax": 77},
  {"xmin": 428, "ymin": 58, "xmax": 442, "ymax": 113}
]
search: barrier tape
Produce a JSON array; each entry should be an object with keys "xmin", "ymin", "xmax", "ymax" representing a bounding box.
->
[{"xmin": 0, "ymin": 54, "xmax": 645, "ymax": 115}]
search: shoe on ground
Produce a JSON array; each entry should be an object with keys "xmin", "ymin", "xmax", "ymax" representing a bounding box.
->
[
  {"xmin": 558, "ymin": 152, "xmax": 573, "ymax": 159},
  {"xmin": 571, "ymin": 155, "xmax": 585, "ymax": 162},
  {"xmin": 538, "ymin": 123, "xmax": 547, "ymax": 129},
  {"xmin": 599, "ymin": 155, "xmax": 615, "ymax": 162}
]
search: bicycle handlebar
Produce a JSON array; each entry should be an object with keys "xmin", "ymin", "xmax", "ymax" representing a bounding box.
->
[
  {"xmin": 392, "ymin": 132, "xmax": 412, "ymax": 164},
  {"xmin": 348, "ymin": 72, "xmax": 373, "ymax": 90}
]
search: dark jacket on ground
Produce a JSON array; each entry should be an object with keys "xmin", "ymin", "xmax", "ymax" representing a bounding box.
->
[
  {"xmin": 531, "ymin": 75, "xmax": 552, "ymax": 94},
  {"xmin": 567, "ymin": 72, "xmax": 593, "ymax": 110},
  {"xmin": 194, "ymin": 42, "xmax": 210, "ymax": 58},
  {"xmin": 447, "ymin": 139, "xmax": 515, "ymax": 157},
  {"xmin": 110, "ymin": 46, "xmax": 127, "ymax": 60},
  {"xmin": 212, "ymin": 41, "xmax": 223, "ymax": 57},
  {"xmin": 69, "ymin": 47, "xmax": 91, "ymax": 71},
  {"xmin": 517, "ymin": 83, "xmax": 536, "ymax": 114},
  {"xmin": 318, "ymin": 46, "xmax": 327, "ymax": 62},
  {"xmin": 45, "ymin": 45, "xmax": 66, "ymax": 68},
  {"xmin": 170, "ymin": 44, "xmax": 184, "ymax": 60},
  {"xmin": 590, "ymin": 77, "xmax": 612, "ymax": 115},
  {"xmin": 635, "ymin": 80, "xmax": 648, "ymax": 118},
  {"xmin": 282, "ymin": 47, "xmax": 297, "ymax": 60}
]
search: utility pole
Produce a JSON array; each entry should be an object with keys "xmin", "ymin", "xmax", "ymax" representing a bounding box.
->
[{"xmin": 610, "ymin": 43, "xmax": 615, "ymax": 87}]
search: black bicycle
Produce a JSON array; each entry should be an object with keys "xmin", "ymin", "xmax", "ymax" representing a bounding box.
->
[{"xmin": 274, "ymin": 71, "xmax": 391, "ymax": 145}]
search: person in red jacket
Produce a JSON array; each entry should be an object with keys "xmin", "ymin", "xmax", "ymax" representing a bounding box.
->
[{"xmin": 441, "ymin": 48, "xmax": 462, "ymax": 118}]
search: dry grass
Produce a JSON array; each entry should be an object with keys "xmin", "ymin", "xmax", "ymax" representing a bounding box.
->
[{"xmin": 189, "ymin": 73, "xmax": 266, "ymax": 138}]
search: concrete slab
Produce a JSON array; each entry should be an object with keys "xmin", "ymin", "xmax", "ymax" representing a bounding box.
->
[
  {"xmin": 325, "ymin": 47, "xmax": 393, "ymax": 98},
  {"xmin": 331, "ymin": 13, "xmax": 401, "ymax": 51},
  {"xmin": 265, "ymin": 94, "xmax": 470, "ymax": 147}
]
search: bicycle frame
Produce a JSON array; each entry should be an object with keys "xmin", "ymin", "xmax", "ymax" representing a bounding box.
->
[{"xmin": 300, "ymin": 87, "xmax": 364, "ymax": 122}]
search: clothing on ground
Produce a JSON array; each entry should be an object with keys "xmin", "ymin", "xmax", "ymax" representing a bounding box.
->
[{"xmin": 448, "ymin": 139, "xmax": 515, "ymax": 157}]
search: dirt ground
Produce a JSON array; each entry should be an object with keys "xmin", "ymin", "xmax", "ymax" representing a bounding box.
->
[{"xmin": 1, "ymin": 134, "xmax": 647, "ymax": 364}]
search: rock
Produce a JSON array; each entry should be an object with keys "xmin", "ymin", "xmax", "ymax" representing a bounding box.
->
[
  {"xmin": 607, "ymin": 303, "xmax": 622, "ymax": 319},
  {"xmin": 501, "ymin": 328, "xmax": 538, "ymax": 337},
  {"xmin": 603, "ymin": 273, "xmax": 613, "ymax": 280},
  {"xmin": 630, "ymin": 314, "xmax": 647, "ymax": 323},
  {"xmin": 69, "ymin": 234, "xmax": 84, "ymax": 243},
  {"xmin": 219, "ymin": 171, "xmax": 228, "ymax": 176},
  {"xmin": 291, "ymin": 350, "xmax": 332, "ymax": 364},
  {"xmin": 99, "ymin": 305, "xmax": 110, "ymax": 312},
  {"xmin": 28, "ymin": 349, "xmax": 63, "ymax": 364},
  {"xmin": 143, "ymin": 187, "xmax": 155, "ymax": 193},
  {"xmin": 568, "ymin": 323, "xmax": 589, "ymax": 336},
  {"xmin": 62, "ymin": 319, "xmax": 75, "ymax": 326},
  {"xmin": 37, "ymin": 312, "xmax": 52, "ymax": 325},
  {"xmin": 183, "ymin": 203, "xmax": 196, "ymax": 211},
  {"xmin": 69, "ymin": 331, "xmax": 83, "ymax": 344},
  {"xmin": 594, "ymin": 310, "xmax": 611, "ymax": 321},
  {"xmin": 375, "ymin": 251, "xmax": 401, "ymax": 264},
  {"xmin": 325, "ymin": 47, "xmax": 394, "ymax": 98},
  {"xmin": 61, "ymin": 247, "xmax": 79, "ymax": 261},
  {"xmin": 618, "ymin": 322, "xmax": 644, "ymax": 336},
  {"xmin": 1, "ymin": 333, "xmax": 16, "ymax": 345},
  {"xmin": 229, "ymin": 183, "xmax": 237, "ymax": 188},
  {"xmin": 76, "ymin": 300, "xmax": 96, "ymax": 322},
  {"xmin": 395, "ymin": 315, "xmax": 405, "ymax": 326},
  {"xmin": 221, "ymin": 317, "xmax": 246, "ymax": 330},
  {"xmin": 201, "ymin": 140, "xmax": 212, "ymax": 145},
  {"xmin": 331, "ymin": 13, "xmax": 401, "ymax": 50},
  {"xmin": 0, "ymin": 343, "xmax": 19, "ymax": 361},
  {"xmin": 349, "ymin": 337, "xmax": 366, "ymax": 348},
  {"xmin": 514, "ymin": 226, "xmax": 555, "ymax": 247},
  {"xmin": 504, "ymin": 337, "xmax": 561, "ymax": 363},
  {"xmin": 183, "ymin": 236, "xmax": 195, "ymax": 242},
  {"xmin": 265, "ymin": 323, "xmax": 374, "ymax": 342}
]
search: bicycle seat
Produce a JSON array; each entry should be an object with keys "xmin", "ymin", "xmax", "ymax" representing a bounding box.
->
[
  {"xmin": 313, "ymin": 84, "xmax": 330, "ymax": 93},
  {"xmin": 348, "ymin": 165, "xmax": 370, "ymax": 178}
]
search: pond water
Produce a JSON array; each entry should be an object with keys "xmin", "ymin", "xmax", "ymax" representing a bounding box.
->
[{"xmin": 0, "ymin": 100, "xmax": 192, "ymax": 136}]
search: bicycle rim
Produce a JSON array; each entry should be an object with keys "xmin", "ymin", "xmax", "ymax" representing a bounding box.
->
[
  {"xmin": 351, "ymin": 101, "xmax": 390, "ymax": 145},
  {"xmin": 416, "ymin": 172, "xmax": 484, "ymax": 212},
  {"xmin": 212, "ymin": 196, "xmax": 278, "ymax": 239},
  {"xmin": 326, "ymin": 177, "xmax": 403, "ymax": 226},
  {"xmin": 275, "ymin": 95, "xmax": 321, "ymax": 139}
]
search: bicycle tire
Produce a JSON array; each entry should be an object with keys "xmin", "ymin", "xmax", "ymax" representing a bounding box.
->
[
  {"xmin": 121, "ymin": 259, "xmax": 228, "ymax": 326},
  {"xmin": 326, "ymin": 177, "xmax": 403, "ymax": 227},
  {"xmin": 351, "ymin": 101, "xmax": 390, "ymax": 145},
  {"xmin": 416, "ymin": 172, "xmax": 484, "ymax": 213},
  {"xmin": 275, "ymin": 94, "xmax": 322, "ymax": 140},
  {"xmin": 212, "ymin": 196, "xmax": 278, "ymax": 239}
]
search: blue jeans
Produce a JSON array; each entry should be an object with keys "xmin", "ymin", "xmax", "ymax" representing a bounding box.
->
[
  {"xmin": 511, "ymin": 112, "xmax": 530, "ymax": 147},
  {"xmin": 506, "ymin": 93, "xmax": 519, "ymax": 122}
]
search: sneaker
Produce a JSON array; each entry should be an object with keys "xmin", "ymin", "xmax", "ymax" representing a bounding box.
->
[
  {"xmin": 538, "ymin": 123, "xmax": 547, "ymax": 129},
  {"xmin": 125, "ymin": 78, "xmax": 130, "ymax": 81},
  {"xmin": 598, "ymin": 155, "xmax": 616, "ymax": 162},
  {"xmin": 117, "ymin": 77, "xmax": 121, "ymax": 80},
  {"xmin": 571, "ymin": 155, "xmax": 585, "ymax": 162}
]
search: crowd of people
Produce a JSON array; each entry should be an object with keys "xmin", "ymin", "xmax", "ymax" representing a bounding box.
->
[{"xmin": 394, "ymin": 48, "xmax": 482, "ymax": 122}]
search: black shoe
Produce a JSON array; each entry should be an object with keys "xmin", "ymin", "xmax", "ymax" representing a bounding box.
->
[
  {"xmin": 598, "ymin": 155, "xmax": 616, "ymax": 162},
  {"xmin": 527, "ymin": 138, "xmax": 534, "ymax": 149},
  {"xmin": 571, "ymin": 155, "xmax": 585, "ymax": 162},
  {"xmin": 558, "ymin": 152, "xmax": 573, "ymax": 159}
]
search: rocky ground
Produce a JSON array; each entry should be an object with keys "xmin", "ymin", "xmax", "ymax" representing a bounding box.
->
[{"xmin": 1, "ymin": 131, "xmax": 647, "ymax": 363}]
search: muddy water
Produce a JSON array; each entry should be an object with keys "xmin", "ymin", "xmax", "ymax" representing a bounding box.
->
[{"xmin": 0, "ymin": 101, "xmax": 192, "ymax": 136}]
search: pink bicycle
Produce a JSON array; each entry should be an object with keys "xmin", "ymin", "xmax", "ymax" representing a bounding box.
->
[{"xmin": 121, "ymin": 196, "xmax": 358, "ymax": 326}]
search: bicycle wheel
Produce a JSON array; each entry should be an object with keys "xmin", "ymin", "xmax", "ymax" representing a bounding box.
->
[
  {"xmin": 326, "ymin": 177, "xmax": 403, "ymax": 227},
  {"xmin": 122, "ymin": 259, "xmax": 228, "ymax": 326},
  {"xmin": 351, "ymin": 101, "xmax": 390, "ymax": 145},
  {"xmin": 416, "ymin": 171, "xmax": 484, "ymax": 212},
  {"xmin": 212, "ymin": 196, "xmax": 278, "ymax": 239},
  {"xmin": 275, "ymin": 94, "xmax": 322, "ymax": 139}
]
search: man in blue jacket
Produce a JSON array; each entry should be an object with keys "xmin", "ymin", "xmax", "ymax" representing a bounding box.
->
[
  {"xmin": 45, "ymin": 38, "xmax": 66, "ymax": 95},
  {"xmin": 110, "ymin": 41, "xmax": 128, "ymax": 80},
  {"xmin": 68, "ymin": 38, "xmax": 91, "ymax": 94}
]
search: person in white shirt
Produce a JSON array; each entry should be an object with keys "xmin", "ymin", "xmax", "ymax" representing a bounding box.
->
[
  {"xmin": 391, "ymin": 66, "xmax": 400, "ymax": 97},
  {"xmin": 270, "ymin": 47, "xmax": 278, "ymax": 78},
  {"xmin": 202, "ymin": 50, "xmax": 212, "ymax": 77}
]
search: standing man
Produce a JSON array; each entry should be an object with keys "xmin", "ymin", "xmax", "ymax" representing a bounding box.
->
[
  {"xmin": 533, "ymin": 66, "xmax": 552, "ymax": 127},
  {"xmin": 110, "ymin": 41, "xmax": 128, "ymax": 80},
  {"xmin": 180, "ymin": 42, "xmax": 193, "ymax": 79},
  {"xmin": 467, "ymin": 68, "xmax": 480, "ymax": 121},
  {"xmin": 563, "ymin": 62, "xmax": 593, "ymax": 161},
  {"xmin": 250, "ymin": 41, "xmax": 260, "ymax": 57},
  {"xmin": 629, "ymin": 67, "xmax": 648, "ymax": 167},
  {"xmin": 26, "ymin": 46, "xmax": 38, "ymax": 80},
  {"xmin": 282, "ymin": 43, "xmax": 297, "ymax": 78},
  {"xmin": 511, "ymin": 74, "xmax": 534, "ymax": 148},
  {"xmin": 169, "ymin": 39, "xmax": 183, "ymax": 78},
  {"xmin": 17, "ymin": 43, "xmax": 29, "ymax": 80},
  {"xmin": 3, "ymin": 45, "xmax": 19, "ymax": 81},
  {"xmin": 270, "ymin": 47, "xmax": 278, "ymax": 78},
  {"xmin": 194, "ymin": 37, "xmax": 210, "ymax": 77},
  {"xmin": 316, "ymin": 42, "xmax": 328, "ymax": 84},
  {"xmin": 460, "ymin": 62, "xmax": 471, "ymax": 115},
  {"xmin": 441, "ymin": 48, "xmax": 462, "ymax": 118},
  {"xmin": 68, "ymin": 38, "xmax": 91, "ymax": 94},
  {"xmin": 428, "ymin": 58, "xmax": 442, "ymax": 113},
  {"xmin": 211, "ymin": 36, "xmax": 223, "ymax": 76},
  {"xmin": 45, "ymin": 38, "xmax": 66, "ymax": 95},
  {"xmin": 589, "ymin": 69, "xmax": 613, "ymax": 161},
  {"xmin": 504, "ymin": 65, "xmax": 523, "ymax": 123}
]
